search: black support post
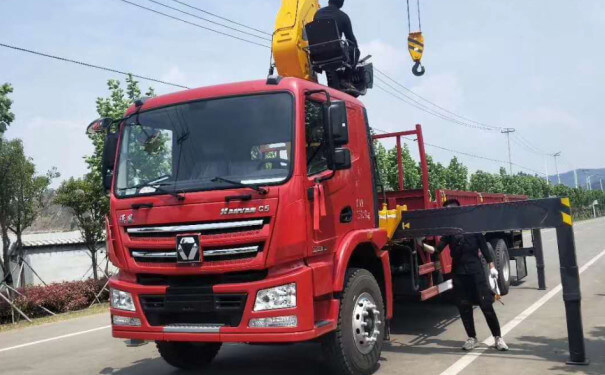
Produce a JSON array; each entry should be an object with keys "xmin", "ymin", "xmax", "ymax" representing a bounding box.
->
[
  {"xmin": 556, "ymin": 224, "xmax": 589, "ymax": 365},
  {"xmin": 532, "ymin": 229, "xmax": 546, "ymax": 290},
  {"xmin": 396, "ymin": 197, "xmax": 589, "ymax": 366}
]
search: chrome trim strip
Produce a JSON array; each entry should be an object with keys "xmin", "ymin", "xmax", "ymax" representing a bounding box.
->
[
  {"xmin": 163, "ymin": 324, "xmax": 223, "ymax": 333},
  {"xmin": 204, "ymin": 246, "xmax": 259, "ymax": 257},
  {"xmin": 127, "ymin": 220, "xmax": 264, "ymax": 234},
  {"xmin": 131, "ymin": 251, "xmax": 177, "ymax": 258}
]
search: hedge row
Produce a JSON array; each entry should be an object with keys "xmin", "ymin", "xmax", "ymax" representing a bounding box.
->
[{"xmin": 0, "ymin": 278, "xmax": 109, "ymax": 324}]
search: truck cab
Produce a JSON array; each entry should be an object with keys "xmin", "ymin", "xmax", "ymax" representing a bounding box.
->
[{"xmin": 102, "ymin": 77, "xmax": 390, "ymax": 374}]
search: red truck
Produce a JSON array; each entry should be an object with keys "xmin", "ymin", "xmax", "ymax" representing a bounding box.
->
[{"xmin": 91, "ymin": 77, "xmax": 532, "ymax": 375}]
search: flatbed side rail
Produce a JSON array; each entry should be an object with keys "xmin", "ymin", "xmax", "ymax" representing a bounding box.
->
[{"xmin": 395, "ymin": 197, "xmax": 588, "ymax": 366}]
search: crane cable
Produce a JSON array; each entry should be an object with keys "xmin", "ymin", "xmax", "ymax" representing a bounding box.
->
[{"xmin": 406, "ymin": 0, "xmax": 425, "ymax": 76}]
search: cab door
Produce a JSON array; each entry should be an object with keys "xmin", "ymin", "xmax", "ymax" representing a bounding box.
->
[{"xmin": 303, "ymin": 99, "xmax": 357, "ymax": 257}]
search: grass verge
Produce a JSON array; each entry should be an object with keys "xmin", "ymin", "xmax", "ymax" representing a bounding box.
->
[{"xmin": 0, "ymin": 303, "xmax": 109, "ymax": 333}]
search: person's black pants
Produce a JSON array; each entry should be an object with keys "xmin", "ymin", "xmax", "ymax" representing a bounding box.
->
[{"xmin": 453, "ymin": 273, "xmax": 501, "ymax": 338}]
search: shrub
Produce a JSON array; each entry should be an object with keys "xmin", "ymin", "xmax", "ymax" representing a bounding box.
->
[{"xmin": 0, "ymin": 278, "xmax": 109, "ymax": 324}]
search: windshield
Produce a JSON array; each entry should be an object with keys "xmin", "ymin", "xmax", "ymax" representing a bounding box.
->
[{"xmin": 115, "ymin": 93, "xmax": 294, "ymax": 198}]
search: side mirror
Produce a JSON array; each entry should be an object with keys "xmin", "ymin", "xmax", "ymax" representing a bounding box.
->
[
  {"xmin": 328, "ymin": 101, "xmax": 349, "ymax": 146},
  {"xmin": 87, "ymin": 118, "xmax": 114, "ymax": 135},
  {"xmin": 332, "ymin": 148, "xmax": 352, "ymax": 170},
  {"xmin": 101, "ymin": 132, "xmax": 119, "ymax": 192}
]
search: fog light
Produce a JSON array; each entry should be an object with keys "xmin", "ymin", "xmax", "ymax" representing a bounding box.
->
[
  {"xmin": 249, "ymin": 315, "xmax": 298, "ymax": 328},
  {"xmin": 110, "ymin": 289, "xmax": 136, "ymax": 312},
  {"xmin": 254, "ymin": 283, "xmax": 297, "ymax": 311},
  {"xmin": 112, "ymin": 315, "xmax": 141, "ymax": 327}
]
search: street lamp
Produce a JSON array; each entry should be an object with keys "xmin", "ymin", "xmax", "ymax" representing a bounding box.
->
[{"xmin": 552, "ymin": 152, "xmax": 562, "ymax": 185}]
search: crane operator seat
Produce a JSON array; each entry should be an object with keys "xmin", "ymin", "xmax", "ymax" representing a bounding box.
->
[{"xmin": 305, "ymin": 20, "xmax": 373, "ymax": 97}]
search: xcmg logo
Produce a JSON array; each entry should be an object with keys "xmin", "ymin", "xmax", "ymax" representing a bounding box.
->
[{"xmin": 220, "ymin": 205, "xmax": 270, "ymax": 215}]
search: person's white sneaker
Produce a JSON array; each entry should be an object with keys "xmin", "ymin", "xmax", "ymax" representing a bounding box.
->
[
  {"xmin": 494, "ymin": 336, "xmax": 509, "ymax": 351},
  {"xmin": 462, "ymin": 337, "xmax": 478, "ymax": 351}
]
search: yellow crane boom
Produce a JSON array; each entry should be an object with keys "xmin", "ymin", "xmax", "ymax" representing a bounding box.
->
[{"xmin": 272, "ymin": 0, "xmax": 320, "ymax": 81}]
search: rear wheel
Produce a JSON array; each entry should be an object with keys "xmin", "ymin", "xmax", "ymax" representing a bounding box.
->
[
  {"xmin": 491, "ymin": 238, "xmax": 511, "ymax": 295},
  {"xmin": 156, "ymin": 341, "xmax": 221, "ymax": 370},
  {"xmin": 323, "ymin": 268, "xmax": 385, "ymax": 375}
]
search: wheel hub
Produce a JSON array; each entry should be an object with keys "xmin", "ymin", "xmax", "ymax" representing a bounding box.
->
[
  {"xmin": 502, "ymin": 259, "xmax": 510, "ymax": 282},
  {"xmin": 352, "ymin": 292, "xmax": 381, "ymax": 354}
]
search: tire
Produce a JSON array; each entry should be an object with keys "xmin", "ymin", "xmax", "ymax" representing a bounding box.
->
[
  {"xmin": 322, "ymin": 268, "xmax": 385, "ymax": 375},
  {"xmin": 491, "ymin": 238, "xmax": 511, "ymax": 295},
  {"xmin": 156, "ymin": 341, "xmax": 221, "ymax": 370}
]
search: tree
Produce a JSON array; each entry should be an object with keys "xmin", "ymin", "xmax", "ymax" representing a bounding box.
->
[
  {"xmin": 469, "ymin": 170, "xmax": 504, "ymax": 193},
  {"xmin": 55, "ymin": 75, "xmax": 155, "ymax": 280},
  {"xmin": 8, "ymin": 154, "xmax": 58, "ymax": 270},
  {"xmin": 0, "ymin": 140, "xmax": 55, "ymax": 285},
  {"xmin": 445, "ymin": 157, "xmax": 468, "ymax": 191},
  {"xmin": 55, "ymin": 178, "xmax": 108, "ymax": 280},
  {"xmin": 0, "ymin": 83, "xmax": 15, "ymax": 136},
  {"xmin": 0, "ymin": 140, "xmax": 21, "ymax": 281}
]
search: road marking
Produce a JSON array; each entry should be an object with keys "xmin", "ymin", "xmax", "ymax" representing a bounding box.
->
[
  {"xmin": 0, "ymin": 325, "xmax": 111, "ymax": 354},
  {"xmin": 439, "ymin": 248, "xmax": 605, "ymax": 375}
]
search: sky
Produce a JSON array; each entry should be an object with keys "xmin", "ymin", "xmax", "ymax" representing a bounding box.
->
[{"xmin": 1, "ymin": 0, "xmax": 604, "ymax": 187}]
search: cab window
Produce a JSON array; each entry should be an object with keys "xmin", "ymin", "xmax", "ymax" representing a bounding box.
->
[{"xmin": 305, "ymin": 100, "xmax": 328, "ymax": 175}]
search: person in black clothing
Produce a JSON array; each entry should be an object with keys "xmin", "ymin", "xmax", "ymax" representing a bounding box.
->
[
  {"xmin": 314, "ymin": 0, "xmax": 360, "ymax": 89},
  {"xmin": 314, "ymin": 0, "xmax": 359, "ymax": 62},
  {"xmin": 419, "ymin": 199, "xmax": 509, "ymax": 351}
]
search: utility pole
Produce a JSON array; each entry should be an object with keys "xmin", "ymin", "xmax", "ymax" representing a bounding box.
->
[
  {"xmin": 586, "ymin": 175, "xmax": 594, "ymax": 191},
  {"xmin": 552, "ymin": 152, "xmax": 562, "ymax": 185},
  {"xmin": 544, "ymin": 156, "xmax": 550, "ymax": 185},
  {"xmin": 501, "ymin": 128, "xmax": 515, "ymax": 175},
  {"xmin": 574, "ymin": 169, "xmax": 579, "ymax": 189},
  {"xmin": 600, "ymin": 178, "xmax": 603, "ymax": 192}
]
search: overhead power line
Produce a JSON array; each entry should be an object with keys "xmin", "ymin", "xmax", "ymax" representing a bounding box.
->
[
  {"xmin": 146, "ymin": 0, "xmax": 272, "ymax": 42},
  {"xmin": 375, "ymin": 67, "xmax": 503, "ymax": 131},
  {"xmin": 374, "ymin": 80, "xmax": 495, "ymax": 131},
  {"xmin": 370, "ymin": 98, "xmax": 545, "ymax": 176},
  {"xmin": 169, "ymin": 0, "xmax": 272, "ymax": 36},
  {"xmin": 118, "ymin": 0, "xmax": 271, "ymax": 49},
  {"xmin": 0, "ymin": 42, "xmax": 190, "ymax": 89}
]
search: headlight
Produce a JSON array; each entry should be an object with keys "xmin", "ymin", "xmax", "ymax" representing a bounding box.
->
[
  {"xmin": 112, "ymin": 315, "xmax": 141, "ymax": 327},
  {"xmin": 249, "ymin": 315, "xmax": 298, "ymax": 328},
  {"xmin": 110, "ymin": 289, "xmax": 136, "ymax": 312},
  {"xmin": 253, "ymin": 283, "xmax": 297, "ymax": 311}
]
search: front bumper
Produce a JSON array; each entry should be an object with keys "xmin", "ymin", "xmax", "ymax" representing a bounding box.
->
[{"xmin": 109, "ymin": 265, "xmax": 337, "ymax": 343}]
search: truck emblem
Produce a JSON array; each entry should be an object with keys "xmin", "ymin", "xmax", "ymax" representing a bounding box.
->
[
  {"xmin": 220, "ymin": 205, "xmax": 270, "ymax": 215},
  {"xmin": 176, "ymin": 235, "xmax": 201, "ymax": 263},
  {"xmin": 119, "ymin": 214, "xmax": 134, "ymax": 225}
]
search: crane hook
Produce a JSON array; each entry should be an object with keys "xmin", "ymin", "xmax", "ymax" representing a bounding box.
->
[{"xmin": 412, "ymin": 61, "xmax": 425, "ymax": 76}]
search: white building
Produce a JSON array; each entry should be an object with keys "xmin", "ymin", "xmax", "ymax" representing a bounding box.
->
[{"xmin": 0, "ymin": 231, "xmax": 114, "ymax": 286}]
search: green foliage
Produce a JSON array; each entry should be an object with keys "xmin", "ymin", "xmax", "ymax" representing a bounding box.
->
[
  {"xmin": 0, "ymin": 83, "xmax": 15, "ymax": 135},
  {"xmin": 55, "ymin": 178, "xmax": 108, "ymax": 280},
  {"xmin": 0, "ymin": 139, "xmax": 56, "ymax": 280},
  {"xmin": 445, "ymin": 157, "xmax": 468, "ymax": 191},
  {"xmin": 374, "ymin": 141, "xmax": 603, "ymax": 217}
]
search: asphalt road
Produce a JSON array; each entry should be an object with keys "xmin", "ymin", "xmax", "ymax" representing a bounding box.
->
[{"xmin": 1, "ymin": 217, "xmax": 604, "ymax": 375}]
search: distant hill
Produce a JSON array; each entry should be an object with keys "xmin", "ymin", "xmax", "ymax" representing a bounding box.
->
[
  {"xmin": 25, "ymin": 191, "xmax": 77, "ymax": 234},
  {"xmin": 548, "ymin": 168, "xmax": 605, "ymax": 190}
]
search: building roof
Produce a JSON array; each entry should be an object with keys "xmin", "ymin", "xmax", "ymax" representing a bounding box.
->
[{"xmin": 21, "ymin": 231, "xmax": 87, "ymax": 248}]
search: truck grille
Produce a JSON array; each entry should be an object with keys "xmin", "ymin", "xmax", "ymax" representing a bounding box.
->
[
  {"xmin": 131, "ymin": 244, "xmax": 263, "ymax": 263},
  {"xmin": 137, "ymin": 270, "xmax": 267, "ymax": 286},
  {"xmin": 140, "ymin": 287, "xmax": 247, "ymax": 327},
  {"xmin": 126, "ymin": 219, "xmax": 267, "ymax": 238}
]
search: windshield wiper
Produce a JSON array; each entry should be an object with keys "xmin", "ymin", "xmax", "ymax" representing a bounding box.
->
[
  {"xmin": 212, "ymin": 177, "xmax": 268, "ymax": 195},
  {"xmin": 130, "ymin": 181, "xmax": 185, "ymax": 201}
]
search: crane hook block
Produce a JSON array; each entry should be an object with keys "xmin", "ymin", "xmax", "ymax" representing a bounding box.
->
[
  {"xmin": 412, "ymin": 61, "xmax": 425, "ymax": 76},
  {"xmin": 408, "ymin": 32, "xmax": 426, "ymax": 76}
]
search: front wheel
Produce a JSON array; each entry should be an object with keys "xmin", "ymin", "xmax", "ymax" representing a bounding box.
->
[
  {"xmin": 323, "ymin": 268, "xmax": 385, "ymax": 375},
  {"xmin": 156, "ymin": 341, "xmax": 221, "ymax": 370}
]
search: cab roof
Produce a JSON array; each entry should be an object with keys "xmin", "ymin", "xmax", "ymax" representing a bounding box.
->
[{"xmin": 125, "ymin": 77, "xmax": 365, "ymax": 116}]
